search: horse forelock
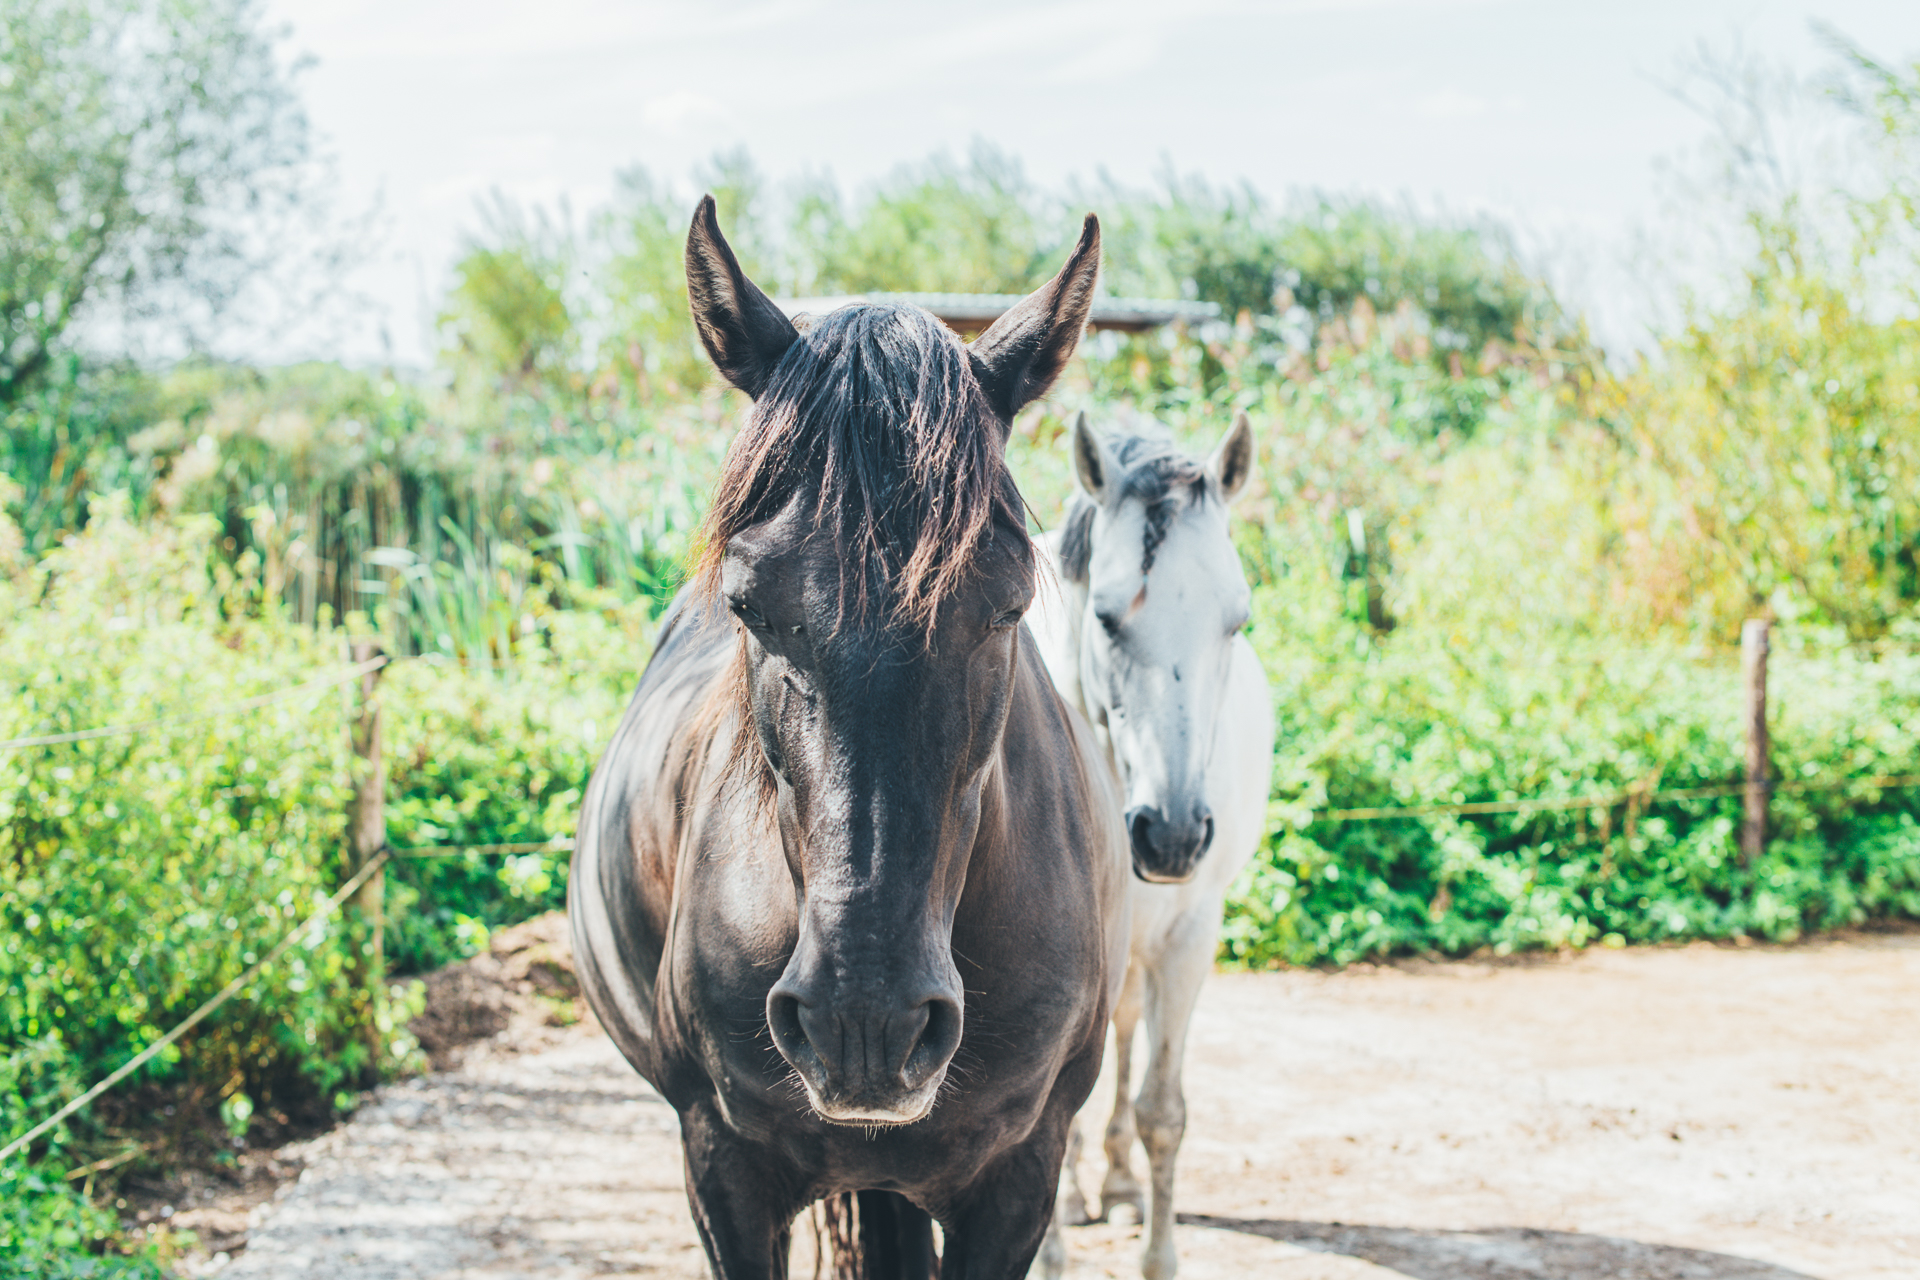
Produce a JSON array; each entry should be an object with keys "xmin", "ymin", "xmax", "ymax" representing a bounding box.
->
[
  {"xmin": 1060, "ymin": 426, "xmax": 1210, "ymax": 582},
  {"xmin": 694, "ymin": 302, "xmax": 1031, "ymax": 633}
]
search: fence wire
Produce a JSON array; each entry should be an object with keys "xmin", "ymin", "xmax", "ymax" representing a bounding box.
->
[
  {"xmin": 1308, "ymin": 772, "xmax": 1920, "ymax": 825},
  {"xmin": 392, "ymin": 839, "xmax": 574, "ymax": 858},
  {"xmin": 0, "ymin": 655, "xmax": 389, "ymax": 753}
]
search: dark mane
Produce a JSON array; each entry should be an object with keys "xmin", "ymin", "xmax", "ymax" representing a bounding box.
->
[
  {"xmin": 1058, "ymin": 427, "xmax": 1210, "ymax": 583},
  {"xmin": 695, "ymin": 302, "xmax": 1029, "ymax": 629}
]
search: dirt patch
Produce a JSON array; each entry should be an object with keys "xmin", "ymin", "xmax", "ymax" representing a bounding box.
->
[
  {"xmin": 202, "ymin": 928, "xmax": 1920, "ymax": 1279},
  {"xmin": 408, "ymin": 912, "xmax": 587, "ymax": 1070}
]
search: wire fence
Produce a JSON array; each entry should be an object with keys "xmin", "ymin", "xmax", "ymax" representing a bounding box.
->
[
  {"xmin": 392, "ymin": 838, "xmax": 575, "ymax": 858},
  {"xmin": 1307, "ymin": 772, "xmax": 1920, "ymax": 826},
  {"xmin": 0, "ymin": 654, "xmax": 390, "ymax": 753}
]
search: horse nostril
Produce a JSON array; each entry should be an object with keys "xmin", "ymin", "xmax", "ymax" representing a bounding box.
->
[
  {"xmin": 901, "ymin": 996, "xmax": 962, "ymax": 1090},
  {"xmin": 1199, "ymin": 814, "xmax": 1215, "ymax": 856},
  {"xmin": 767, "ymin": 990, "xmax": 813, "ymax": 1066}
]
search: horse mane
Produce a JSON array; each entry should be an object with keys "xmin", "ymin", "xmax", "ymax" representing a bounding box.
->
[
  {"xmin": 1057, "ymin": 423, "xmax": 1210, "ymax": 584},
  {"xmin": 694, "ymin": 302, "xmax": 1030, "ymax": 631}
]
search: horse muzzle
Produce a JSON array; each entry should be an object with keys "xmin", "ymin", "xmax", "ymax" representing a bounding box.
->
[
  {"xmin": 1126, "ymin": 802, "xmax": 1214, "ymax": 884},
  {"xmin": 765, "ymin": 977, "xmax": 963, "ymax": 1126}
]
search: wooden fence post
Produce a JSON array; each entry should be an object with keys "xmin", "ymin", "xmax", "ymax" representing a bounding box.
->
[
  {"xmin": 1741, "ymin": 619, "xmax": 1770, "ymax": 866},
  {"xmin": 349, "ymin": 641, "xmax": 387, "ymax": 1051}
]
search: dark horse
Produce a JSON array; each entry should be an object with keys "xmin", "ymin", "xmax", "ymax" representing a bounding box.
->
[{"xmin": 569, "ymin": 199, "xmax": 1129, "ymax": 1278}]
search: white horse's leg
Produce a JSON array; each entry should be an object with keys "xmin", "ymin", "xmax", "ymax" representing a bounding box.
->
[
  {"xmin": 1058, "ymin": 1112, "xmax": 1091, "ymax": 1225},
  {"xmin": 1099, "ymin": 956, "xmax": 1146, "ymax": 1223},
  {"xmin": 1033, "ymin": 1184, "xmax": 1068, "ymax": 1280},
  {"xmin": 1133, "ymin": 919, "xmax": 1214, "ymax": 1280}
]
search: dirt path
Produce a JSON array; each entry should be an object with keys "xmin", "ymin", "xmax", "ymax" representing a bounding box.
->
[{"xmin": 212, "ymin": 931, "xmax": 1919, "ymax": 1279}]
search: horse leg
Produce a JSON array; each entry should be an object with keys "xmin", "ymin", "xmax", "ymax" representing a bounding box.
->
[
  {"xmin": 943, "ymin": 1139, "xmax": 1072, "ymax": 1280},
  {"xmin": 1033, "ymin": 1183, "xmax": 1068, "ymax": 1280},
  {"xmin": 1133, "ymin": 921, "xmax": 1213, "ymax": 1280},
  {"xmin": 1034, "ymin": 1115, "xmax": 1085, "ymax": 1280},
  {"xmin": 679, "ymin": 1102, "xmax": 807, "ymax": 1280},
  {"xmin": 1056, "ymin": 1116, "xmax": 1091, "ymax": 1225},
  {"xmin": 1099, "ymin": 956, "xmax": 1146, "ymax": 1223}
]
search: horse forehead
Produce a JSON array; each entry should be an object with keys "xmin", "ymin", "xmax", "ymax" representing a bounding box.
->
[
  {"xmin": 723, "ymin": 493, "xmax": 816, "ymax": 575},
  {"xmin": 1093, "ymin": 485, "xmax": 1229, "ymax": 572}
]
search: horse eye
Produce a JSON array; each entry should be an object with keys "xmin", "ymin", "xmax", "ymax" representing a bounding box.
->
[
  {"xmin": 732, "ymin": 600, "xmax": 769, "ymax": 631},
  {"xmin": 1096, "ymin": 611, "xmax": 1121, "ymax": 639},
  {"xmin": 991, "ymin": 609, "xmax": 1023, "ymax": 631}
]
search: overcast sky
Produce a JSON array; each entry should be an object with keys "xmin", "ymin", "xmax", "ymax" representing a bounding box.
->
[{"xmin": 261, "ymin": 0, "xmax": 1920, "ymax": 366}]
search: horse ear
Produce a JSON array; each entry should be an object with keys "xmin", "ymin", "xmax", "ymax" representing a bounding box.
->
[
  {"xmin": 969, "ymin": 214, "xmax": 1101, "ymax": 423},
  {"xmin": 685, "ymin": 194, "xmax": 798, "ymax": 400},
  {"xmin": 1070, "ymin": 411, "xmax": 1109, "ymax": 499},
  {"xmin": 1209, "ymin": 411, "xmax": 1255, "ymax": 502}
]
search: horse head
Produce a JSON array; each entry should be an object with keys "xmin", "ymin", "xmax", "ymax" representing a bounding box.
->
[
  {"xmin": 685, "ymin": 197, "xmax": 1101, "ymax": 1124},
  {"xmin": 1060, "ymin": 410, "xmax": 1255, "ymax": 883}
]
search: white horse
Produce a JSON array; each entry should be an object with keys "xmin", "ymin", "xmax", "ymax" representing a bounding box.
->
[{"xmin": 1031, "ymin": 410, "xmax": 1276, "ymax": 1280}]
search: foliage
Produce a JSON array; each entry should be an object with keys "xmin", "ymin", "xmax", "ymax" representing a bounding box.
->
[
  {"xmin": 801, "ymin": 143, "xmax": 1053, "ymax": 296},
  {"xmin": 0, "ymin": 1165, "xmax": 166, "ymax": 1279},
  {"xmin": 6, "ymin": 360, "xmax": 730, "ymax": 658},
  {"xmin": 377, "ymin": 606, "xmax": 651, "ymax": 972},
  {"xmin": 438, "ymin": 142, "xmax": 1565, "ymax": 411},
  {"xmin": 1614, "ymin": 248, "xmax": 1920, "ymax": 636},
  {"xmin": 0, "ymin": 502, "xmax": 406, "ymax": 1161},
  {"xmin": 0, "ymin": 358, "xmax": 169, "ymax": 557},
  {"xmin": 439, "ymin": 199, "xmax": 578, "ymax": 393},
  {"xmin": 1088, "ymin": 172, "xmax": 1572, "ymax": 357},
  {"xmin": 0, "ymin": 0, "xmax": 314, "ymax": 404},
  {"xmin": 1221, "ymin": 599, "xmax": 1920, "ymax": 966}
]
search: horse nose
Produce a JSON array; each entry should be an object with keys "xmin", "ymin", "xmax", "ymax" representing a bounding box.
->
[
  {"xmin": 1126, "ymin": 803, "xmax": 1214, "ymax": 883},
  {"xmin": 766, "ymin": 980, "xmax": 963, "ymax": 1118}
]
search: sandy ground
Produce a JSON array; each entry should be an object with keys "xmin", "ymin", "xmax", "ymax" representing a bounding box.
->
[{"xmin": 207, "ymin": 930, "xmax": 1919, "ymax": 1279}]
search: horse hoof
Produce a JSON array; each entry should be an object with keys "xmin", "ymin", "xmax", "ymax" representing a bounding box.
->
[
  {"xmin": 1061, "ymin": 1188, "xmax": 1095, "ymax": 1226},
  {"xmin": 1142, "ymin": 1242, "xmax": 1178, "ymax": 1280},
  {"xmin": 1099, "ymin": 1191, "xmax": 1145, "ymax": 1226}
]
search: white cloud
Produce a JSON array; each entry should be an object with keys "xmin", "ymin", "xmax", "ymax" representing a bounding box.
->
[
  {"xmin": 1417, "ymin": 88, "xmax": 1491, "ymax": 118},
  {"xmin": 640, "ymin": 91, "xmax": 723, "ymax": 135}
]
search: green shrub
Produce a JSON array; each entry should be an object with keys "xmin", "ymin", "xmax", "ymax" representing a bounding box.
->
[
  {"xmin": 378, "ymin": 603, "xmax": 653, "ymax": 972},
  {"xmin": 0, "ymin": 1165, "xmax": 166, "ymax": 1280},
  {"xmin": 1214, "ymin": 559, "xmax": 1920, "ymax": 966},
  {"xmin": 0, "ymin": 501, "xmax": 397, "ymax": 1151}
]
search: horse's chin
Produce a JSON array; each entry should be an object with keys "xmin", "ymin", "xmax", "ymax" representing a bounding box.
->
[
  {"xmin": 1131, "ymin": 861, "xmax": 1201, "ymax": 886},
  {"xmin": 806, "ymin": 1083, "xmax": 943, "ymax": 1128}
]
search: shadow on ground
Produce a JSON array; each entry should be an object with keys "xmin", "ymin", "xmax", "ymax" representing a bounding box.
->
[{"xmin": 1181, "ymin": 1214, "xmax": 1821, "ymax": 1280}]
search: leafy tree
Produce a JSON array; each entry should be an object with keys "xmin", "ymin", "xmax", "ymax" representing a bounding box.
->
[
  {"xmin": 1090, "ymin": 169, "xmax": 1571, "ymax": 353},
  {"xmin": 0, "ymin": 0, "xmax": 314, "ymax": 405},
  {"xmin": 439, "ymin": 199, "xmax": 576, "ymax": 393},
  {"xmin": 806, "ymin": 142, "xmax": 1052, "ymax": 295},
  {"xmin": 593, "ymin": 153, "xmax": 769, "ymax": 401}
]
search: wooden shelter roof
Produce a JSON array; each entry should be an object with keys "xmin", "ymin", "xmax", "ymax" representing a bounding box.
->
[{"xmin": 772, "ymin": 292, "xmax": 1221, "ymax": 335}]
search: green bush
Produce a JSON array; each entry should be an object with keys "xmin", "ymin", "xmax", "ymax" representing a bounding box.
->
[
  {"xmin": 378, "ymin": 603, "xmax": 653, "ymax": 973},
  {"xmin": 0, "ymin": 1165, "xmax": 166, "ymax": 1279},
  {"xmin": 0, "ymin": 500, "xmax": 398, "ymax": 1157},
  {"xmin": 1220, "ymin": 603, "xmax": 1920, "ymax": 965}
]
